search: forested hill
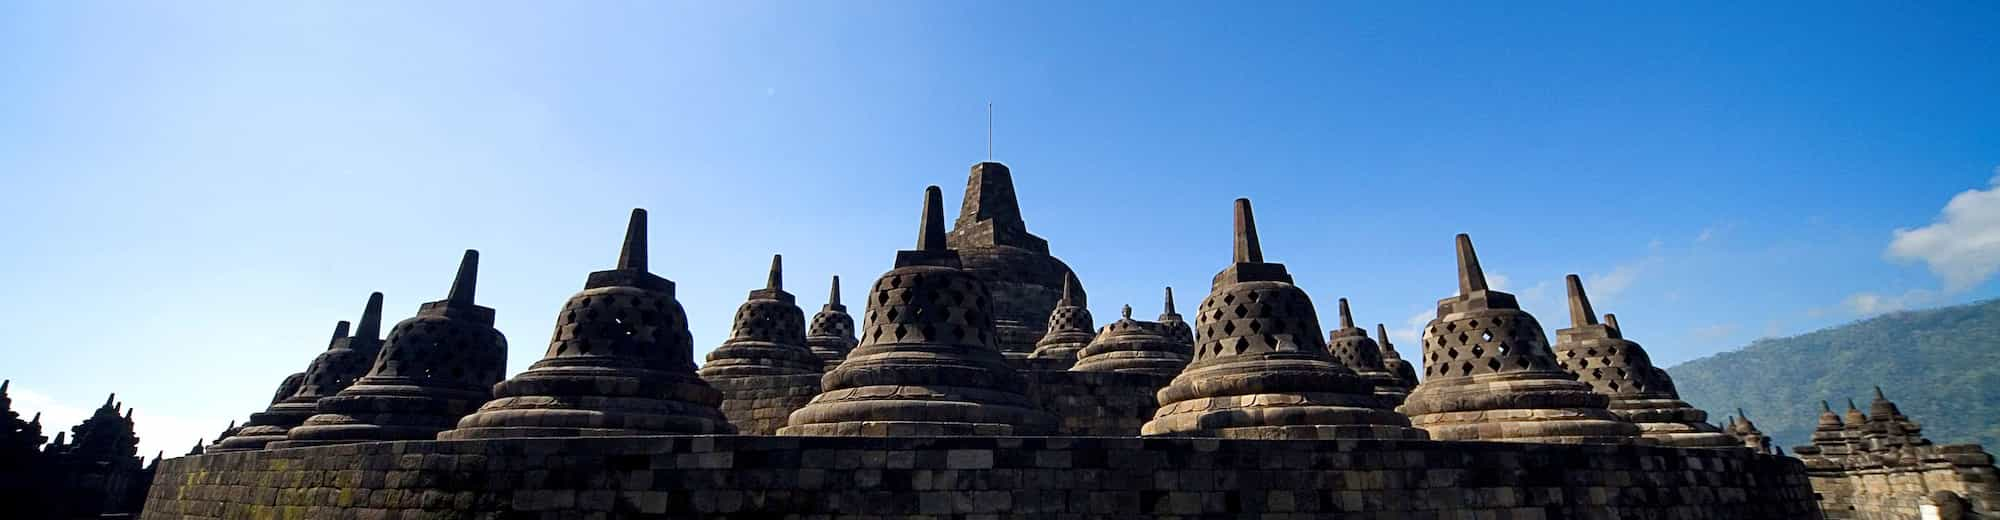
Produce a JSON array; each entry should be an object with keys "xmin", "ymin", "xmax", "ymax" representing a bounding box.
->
[{"xmin": 1669, "ymin": 298, "xmax": 2000, "ymax": 451}]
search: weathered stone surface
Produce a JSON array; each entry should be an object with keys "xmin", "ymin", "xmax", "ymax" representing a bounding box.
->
[
  {"xmin": 1156, "ymin": 286, "xmax": 1193, "ymax": 349},
  {"xmin": 1071, "ymin": 305, "xmax": 1191, "ymax": 378},
  {"xmin": 1792, "ymin": 390, "xmax": 1999, "ymax": 519},
  {"xmin": 1402, "ymin": 235, "xmax": 1642, "ymax": 444},
  {"xmin": 274, "ymin": 250, "xmax": 508, "ymax": 448},
  {"xmin": 1026, "ymin": 274, "xmax": 1092, "ymax": 368},
  {"xmin": 441, "ymin": 210, "xmax": 733, "ymax": 440},
  {"xmin": 1023, "ymin": 370, "xmax": 1167, "ymax": 436},
  {"xmin": 945, "ymin": 162, "xmax": 1086, "ymax": 361},
  {"xmin": 805, "ymin": 275, "xmax": 858, "ymax": 370},
  {"xmin": 1143, "ymin": 199, "xmax": 1422, "ymax": 440},
  {"xmin": 699, "ymin": 254, "xmax": 823, "ymax": 434},
  {"xmin": 213, "ymin": 294, "xmax": 389, "ymax": 452},
  {"xmin": 141, "ymin": 435, "xmax": 1824, "ymax": 520},
  {"xmin": 1551, "ymin": 275, "xmax": 1735, "ymax": 449},
  {"xmin": 1325, "ymin": 298, "xmax": 1409, "ymax": 407},
  {"xmin": 781, "ymin": 186, "xmax": 1057, "ymax": 436}
]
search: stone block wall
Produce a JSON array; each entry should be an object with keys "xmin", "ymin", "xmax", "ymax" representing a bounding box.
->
[
  {"xmin": 141, "ymin": 435, "xmax": 1820, "ymax": 519},
  {"xmin": 1807, "ymin": 444, "xmax": 1998, "ymax": 520},
  {"xmin": 1022, "ymin": 371, "xmax": 1168, "ymax": 437},
  {"xmin": 709, "ymin": 374, "xmax": 822, "ymax": 435}
]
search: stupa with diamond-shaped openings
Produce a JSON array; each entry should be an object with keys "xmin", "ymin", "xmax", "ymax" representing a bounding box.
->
[
  {"xmin": 697, "ymin": 254, "xmax": 823, "ymax": 434},
  {"xmin": 1551, "ymin": 275, "xmax": 1734, "ymax": 448}
]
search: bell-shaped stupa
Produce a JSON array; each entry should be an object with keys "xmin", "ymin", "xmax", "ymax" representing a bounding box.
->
[
  {"xmin": 275, "ymin": 250, "xmax": 508, "ymax": 448},
  {"xmin": 1734, "ymin": 408, "xmax": 1775, "ymax": 454},
  {"xmin": 441, "ymin": 210, "xmax": 732, "ymax": 439},
  {"xmin": 1026, "ymin": 275, "xmax": 1094, "ymax": 368},
  {"xmin": 1326, "ymin": 299, "xmax": 1409, "ymax": 407},
  {"xmin": 213, "ymin": 294, "xmax": 388, "ymax": 451},
  {"xmin": 780, "ymin": 186, "xmax": 1057, "ymax": 436},
  {"xmin": 1071, "ymin": 304, "xmax": 1192, "ymax": 377},
  {"xmin": 1794, "ymin": 401, "xmax": 1856, "ymax": 458},
  {"xmin": 805, "ymin": 276, "xmax": 859, "ymax": 370},
  {"xmin": 1551, "ymin": 275, "xmax": 1734, "ymax": 448},
  {"xmin": 944, "ymin": 162, "xmax": 1086, "ymax": 362},
  {"xmin": 1401, "ymin": 235, "xmax": 1641, "ymax": 444},
  {"xmin": 697, "ymin": 254, "xmax": 824, "ymax": 434},
  {"xmin": 1376, "ymin": 323, "xmax": 1420, "ymax": 393},
  {"xmin": 1142, "ymin": 199, "xmax": 1424, "ymax": 440}
]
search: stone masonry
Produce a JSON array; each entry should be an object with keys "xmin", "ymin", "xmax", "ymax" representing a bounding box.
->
[
  {"xmin": 945, "ymin": 162, "xmax": 1086, "ymax": 362},
  {"xmin": 699, "ymin": 254, "xmax": 824, "ymax": 435},
  {"xmin": 1551, "ymin": 275, "xmax": 1736, "ymax": 449}
]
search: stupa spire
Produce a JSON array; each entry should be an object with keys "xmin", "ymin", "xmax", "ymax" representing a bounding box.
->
[
  {"xmin": 766, "ymin": 254, "xmax": 783, "ymax": 291},
  {"xmin": 918, "ymin": 186, "xmax": 947, "ymax": 252},
  {"xmin": 1604, "ymin": 313, "xmax": 1620, "ymax": 331},
  {"xmin": 1338, "ymin": 298, "xmax": 1355, "ymax": 329},
  {"xmin": 1060, "ymin": 276, "xmax": 1075, "ymax": 306},
  {"xmin": 446, "ymin": 250, "xmax": 479, "ymax": 307},
  {"xmin": 1456, "ymin": 234, "xmax": 1488, "ymax": 295},
  {"xmin": 828, "ymin": 275, "xmax": 842, "ymax": 307},
  {"xmin": 327, "ymin": 321, "xmax": 351, "ymax": 347},
  {"xmin": 1233, "ymin": 198, "xmax": 1263, "ymax": 263},
  {"xmin": 617, "ymin": 208, "xmax": 647, "ymax": 271},
  {"xmin": 355, "ymin": 292, "xmax": 384, "ymax": 341},
  {"xmin": 1566, "ymin": 274, "xmax": 1599, "ymax": 327},
  {"xmin": 1163, "ymin": 286, "xmax": 1176, "ymax": 315}
]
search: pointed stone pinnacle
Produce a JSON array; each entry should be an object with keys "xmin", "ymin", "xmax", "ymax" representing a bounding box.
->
[
  {"xmin": 1456, "ymin": 234, "xmax": 1489, "ymax": 295},
  {"xmin": 356, "ymin": 292, "xmax": 385, "ymax": 341},
  {"xmin": 618, "ymin": 208, "xmax": 648, "ymax": 271},
  {"xmin": 1, "ymin": 379, "xmax": 8, "ymax": 395},
  {"xmin": 1233, "ymin": 198, "xmax": 1264, "ymax": 263},
  {"xmin": 1822, "ymin": 400, "xmax": 1833, "ymax": 412},
  {"xmin": 104, "ymin": 393, "xmax": 115, "ymax": 408},
  {"xmin": 1565, "ymin": 274, "xmax": 1599, "ymax": 327},
  {"xmin": 828, "ymin": 275, "xmax": 842, "ymax": 306},
  {"xmin": 1738, "ymin": 407, "xmax": 1750, "ymax": 420},
  {"xmin": 29, "ymin": 412, "xmax": 39, "ymax": 424},
  {"xmin": 766, "ymin": 254, "xmax": 783, "ymax": 291},
  {"xmin": 1849, "ymin": 399, "xmax": 1860, "ymax": 411},
  {"xmin": 1604, "ymin": 313, "xmax": 1620, "ymax": 331},
  {"xmin": 1163, "ymin": 286, "xmax": 1176, "ymax": 314},
  {"xmin": 1377, "ymin": 323, "xmax": 1391, "ymax": 343},
  {"xmin": 918, "ymin": 186, "xmax": 947, "ymax": 251},
  {"xmin": 447, "ymin": 250, "xmax": 479, "ymax": 306},
  {"xmin": 1059, "ymin": 276, "xmax": 1075, "ymax": 306},
  {"xmin": 227, "ymin": 420, "xmax": 236, "ymax": 429},
  {"xmin": 1874, "ymin": 386, "xmax": 1886, "ymax": 399},
  {"xmin": 1338, "ymin": 298, "xmax": 1355, "ymax": 329},
  {"xmin": 328, "ymin": 321, "xmax": 352, "ymax": 347},
  {"xmin": 1121, "ymin": 304, "xmax": 1132, "ymax": 319},
  {"xmin": 125, "ymin": 408, "xmax": 134, "ymax": 420}
]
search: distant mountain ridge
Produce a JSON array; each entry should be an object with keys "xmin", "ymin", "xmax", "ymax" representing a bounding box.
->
[{"xmin": 1669, "ymin": 298, "xmax": 2000, "ymax": 451}]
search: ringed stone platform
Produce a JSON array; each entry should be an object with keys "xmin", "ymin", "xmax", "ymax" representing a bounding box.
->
[{"xmin": 140, "ymin": 435, "xmax": 1821, "ymax": 519}]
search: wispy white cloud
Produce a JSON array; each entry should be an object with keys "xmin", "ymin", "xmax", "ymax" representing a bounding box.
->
[
  {"xmin": 1843, "ymin": 289, "xmax": 1939, "ymax": 316},
  {"xmin": 1486, "ymin": 273, "xmax": 1511, "ymax": 292},
  {"xmin": 1586, "ymin": 261, "xmax": 1649, "ymax": 299},
  {"xmin": 1691, "ymin": 323, "xmax": 1739, "ymax": 341},
  {"xmin": 1887, "ymin": 169, "xmax": 2000, "ymax": 292}
]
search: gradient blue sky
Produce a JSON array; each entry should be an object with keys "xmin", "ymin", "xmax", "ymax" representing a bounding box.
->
[{"xmin": 4, "ymin": 2, "xmax": 1998, "ymax": 456}]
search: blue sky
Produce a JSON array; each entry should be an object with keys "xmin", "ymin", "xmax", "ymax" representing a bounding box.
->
[{"xmin": 3, "ymin": 2, "xmax": 1998, "ymax": 456}]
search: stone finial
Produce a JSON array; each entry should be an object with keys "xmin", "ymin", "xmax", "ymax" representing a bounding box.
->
[
  {"xmin": 782, "ymin": 186, "xmax": 1055, "ymax": 436},
  {"xmin": 948, "ymin": 161, "xmax": 1047, "ymax": 254},
  {"xmin": 1456, "ymin": 234, "xmax": 1488, "ymax": 295},
  {"xmin": 446, "ymin": 250, "xmax": 478, "ymax": 308},
  {"xmin": 1061, "ymin": 276, "xmax": 1076, "ymax": 306},
  {"xmin": 1120, "ymin": 304, "xmax": 1132, "ymax": 319},
  {"xmin": 355, "ymin": 292, "xmax": 385, "ymax": 341},
  {"xmin": 439, "ymin": 209, "xmax": 729, "ymax": 440},
  {"xmin": 1233, "ymin": 198, "xmax": 1263, "ymax": 263},
  {"xmin": 1071, "ymin": 301, "xmax": 1190, "ymax": 377},
  {"xmin": 2, "ymin": 379, "xmax": 9, "ymax": 395},
  {"xmin": 919, "ymin": 186, "xmax": 947, "ymax": 252},
  {"xmin": 326, "ymin": 321, "xmax": 351, "ymax": 348},
  {"xmin": 617, "ymin": 208, "xmax": 647, "ymax": 271},
  {"xmin": 1338, "ymin": 298, "xmax": 1356, "ymax": 329},
  {"xmin": 1603, "ymin": 313, "xmax": 1621, "ymax": 332},
  {"xmin": 766, "ymin": 254, "xmax": 783, "ymax": 292},
  {"xmin": 1144, "ymin": 198, "xmax": 1422, "ymax": 440},
  {"xmin": 828, "ymin": 275, "xmax": 843, "ymax": 308},
  {"xmin": 1163, "ymin": 286, "xmax": 1176, "ymax": 315},
  {"xmin": 1405, "ymin": 234, "xmax": 1640, "ymax": 445},
  {"xmin": 1566, "ymin": 274, "xmax": 1599, "ymax": 327}
]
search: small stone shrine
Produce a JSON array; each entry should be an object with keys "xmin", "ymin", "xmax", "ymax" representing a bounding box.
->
[
  {"xmin": 804, "ymin": 276, "xmax": 858, "ymax": 370},
  {"xmin": 1325, "ymin": 298, "xmax": 1409, "ymax": 407},
  {"xmin": 1142, "ymin": 199, "xmax": 1424, "ymax": 440},
  {"xmin": 1401, "ymin": 234, "xmax": 1641, "ymax": 444},
  {"xmin": 442, "ymin": 209, "xmax": 733, "ymax": 439},
  {"xmin": 1375, "ymin": 323, "xmax": 1420, "ymax": 393},
  {"xmin": 1070, "ymin": 304, "xmax": 1192, "ymax": 377},
  {"xmin": 274, "ymin": 250, "xmax": 508, "ymax": 448},
  {"xmin": 696, "ymin": 254, "xmax": 823, "ymax": 435},
  {"xmin": 1550, "ymin": 275, "xmax": 1735, "ymax": 448},
  {"xmin": 780, "ymin": 186, "xmax": 1057, "ymax": 436},
  {"xmin": 1025, "ymin": 275, "xmax": 1094, "ymax": 368},
  {"xmin": 944, "ymin": 162, "xmax": 1086, "ymax": 361}
]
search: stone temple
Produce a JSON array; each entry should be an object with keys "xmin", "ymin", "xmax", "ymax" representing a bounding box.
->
[{"xmin": 6, "ymin": 159, "xmax": 1993, "ymax": 519}]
